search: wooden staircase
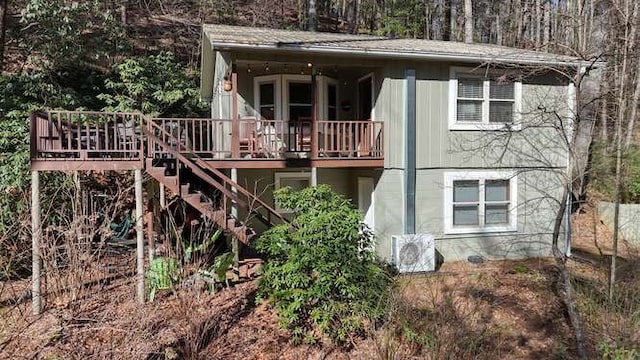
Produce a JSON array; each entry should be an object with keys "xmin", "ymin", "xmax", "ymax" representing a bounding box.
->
[{"xmin": 142, "ymin": 118, "xmax": 288, "ymax": 245}]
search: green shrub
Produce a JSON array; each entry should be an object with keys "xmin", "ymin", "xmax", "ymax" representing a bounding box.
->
[{"xmin": 255, "ymin": 185, "xmax": 392, "ymax": 345}]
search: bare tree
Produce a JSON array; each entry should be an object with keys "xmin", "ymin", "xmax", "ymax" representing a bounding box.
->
[
  {"xmin": 0, "ymin": 0, "xmax": 7, "ymax": 71},
  {"xmin": 463, "ymin": 0, "xmax": 472, "ymax": 43}
]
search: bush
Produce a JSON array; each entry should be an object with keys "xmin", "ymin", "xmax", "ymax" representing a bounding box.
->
[{"xmin": 255, "ymin": 185, "xmax": 392, "ymax": 345}]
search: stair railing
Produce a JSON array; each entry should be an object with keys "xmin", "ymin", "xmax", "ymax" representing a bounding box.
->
[{"xmin": 142, "ymin": 116, "xmax": 289, "ymax": 227}]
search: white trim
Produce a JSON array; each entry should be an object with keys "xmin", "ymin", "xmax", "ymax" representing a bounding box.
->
[
  {"xmin": 443, "ymin": 171, "xmax": 518, "ymax": 234},
  {"xmin": 253, "ymin": 74, "xmax": 339, "ymax": 121},
  {"xmin": 253, "ymin": 74, "xmax": 282, "ymax": 119},
  {"xmin": 448, "ymin": 67, "xmax": 522, "ymax": 131},
  {"xmin": 321, "ymin": 76, "xmax": 339, "ymax": 120},
  {"xmin": 274, "ymin": 172, "xmax": 312, "ymax": 212},
  {"xmin": 357, "ymin": 72, "xmax": 376, "ymax": 120},
  {"xmin": 282, "ymin": 74, "xmax": 312, "ymax": 120},
  {"xmin": 566, "ymin": 81, "xmax": 576, "ymax": 174}
]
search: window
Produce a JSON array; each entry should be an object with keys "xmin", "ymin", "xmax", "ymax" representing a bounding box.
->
[
  {"xmin": 444, "ymin": 172, "xmax": 517, "ymax": 234},
  {"xmin": 274, "ymin": 172, "xmax": 311, "ymax": 212},
  {"xmin": 449, "ymin": 68, "xmax": 522, "ymax": 130}
]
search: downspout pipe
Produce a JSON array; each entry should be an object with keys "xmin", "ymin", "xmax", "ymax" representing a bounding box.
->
[{"xmin": 405, "ymin": 69, "xmax": 416, "ymax": 235}]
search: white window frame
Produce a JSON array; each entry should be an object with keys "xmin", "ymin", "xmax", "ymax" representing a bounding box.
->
[
  {"xmin": 448, "ymin": 67, "xmax": 522, "ymax": 131},
  {"xmin": 254, "ymin": 74, "xmax": 282, "ymax": 120},
  {"xmin": 357, "ymin": 72, "xmax": 376, "ymax": 120},
  {"xmin": 254, "ymin": 74, "xmax": 339, "ymax": 121},
  {"xmin": 443, "ymin": 171, "xmax": 518, "ymax": 234},
  {"xmin": 274, "ymin": 172, "xmax": 312, "ymax": 212}
]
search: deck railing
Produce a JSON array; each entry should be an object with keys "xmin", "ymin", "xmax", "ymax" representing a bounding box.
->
[
  {"xmin": 148, "ymin": 117, "xmax": 383, "ymax": 160},
  {"xmin": 31, "ymin": 111, "xmax": 145, "ymax": 161},
  {"xmin": 31, "ymin": 111, "xmax": 384, "ymax": 163}
]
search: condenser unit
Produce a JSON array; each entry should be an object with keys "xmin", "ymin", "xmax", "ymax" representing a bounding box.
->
[{"xmin": 392, "ymin": 234, "xmax": 435, "ymax": 273}]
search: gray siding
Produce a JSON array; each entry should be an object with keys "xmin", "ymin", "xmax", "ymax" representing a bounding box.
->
[
  {"xmin": 235, "ymin": 168, "xmax": 378, "ymax": 234},
  {"xmin": 376, "ymin": 65, "xmax": 405, "ymax": 169}
]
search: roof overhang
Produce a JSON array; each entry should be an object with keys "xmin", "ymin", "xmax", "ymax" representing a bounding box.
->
[
  {"xmin": 208, "ymin": 41, "xmax": 582, "ymax": 68},
  {"xmin": 200, "ymin": 26, "xmax": 590, "ymax": 100}
]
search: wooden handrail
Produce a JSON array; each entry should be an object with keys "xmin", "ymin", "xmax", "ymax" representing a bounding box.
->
[
  {"xmin": 143, "ymin": 119, "xmax": 247, "ymax": 208},
  {"xmin": 143, "ymin": 115, "xmax": 290, "ymax": 227}
]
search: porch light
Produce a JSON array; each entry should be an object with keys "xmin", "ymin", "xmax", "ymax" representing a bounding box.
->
[
  {"xmin": 264, "ymin": 62, "xmax": 270, "ymax": 72},
  {"xmin": 247, "ymin": 64, "xmax": 252, "ymax": 73},
  {"xmin": 300, "ymin": 66, "xmax": 305, "ymax": 75},
  {"xmin": 223, "ymin": 78, "xmax": 232, "ymax": 92},
  {"xmin": 307, "ymin": 62, "xmax": 313, "ymax": 68}
]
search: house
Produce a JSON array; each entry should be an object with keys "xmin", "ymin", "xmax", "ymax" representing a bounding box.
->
[
  {"xmin": 198, "ymin": 24, "xmax": 578, "ymax": 264},
  {"xmin": 29, "ymin": 25, "xmax": 579, "ymax": 311}
]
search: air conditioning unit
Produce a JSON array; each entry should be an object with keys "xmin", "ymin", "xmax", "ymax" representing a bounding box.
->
[{"xmin": 392, "ymin": 234, "xmax": 436, "ymax": 273}]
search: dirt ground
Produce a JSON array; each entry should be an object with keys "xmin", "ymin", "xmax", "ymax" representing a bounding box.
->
[{"xmin": 0, "ymin": 204, "xmax": 633, "ymax": 359}]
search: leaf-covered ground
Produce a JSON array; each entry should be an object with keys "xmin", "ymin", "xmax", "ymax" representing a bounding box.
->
[{"xmin": 1, "ymin": 206, "xmax": 637, "ymax": 359}]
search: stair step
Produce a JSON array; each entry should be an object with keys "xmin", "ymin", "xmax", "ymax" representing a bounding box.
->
[
  {"xmin": 180, "ymin": 183, "xmax": 190, "ymax": 195},
  {"xmin": 183, "ymin": 193, "xmax": 202, "ymax": 204}
]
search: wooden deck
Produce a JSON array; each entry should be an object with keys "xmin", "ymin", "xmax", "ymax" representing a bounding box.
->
[{"xmin": 30, "ymin": 111, "xmax": 384, "ymax": 171}]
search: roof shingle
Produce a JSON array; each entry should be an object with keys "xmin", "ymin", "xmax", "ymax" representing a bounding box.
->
[{"xmin": 202, "ymin": 24, "xmax": 579, "ymax": 66}]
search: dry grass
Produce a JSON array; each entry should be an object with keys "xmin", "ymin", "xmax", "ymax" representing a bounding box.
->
[{"xmin": 1, "ymin": 199, "xmax": 638, "ymax": 359}]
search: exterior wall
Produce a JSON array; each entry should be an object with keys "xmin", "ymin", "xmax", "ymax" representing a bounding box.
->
[
  {"xmin": 373, "ymin": 169, "xmax": 404, "ymax": 261},
  {"xmin": 413, "ymin": 169, "xmax": 563, "ymax": 261},
  {"xmin": 373, "ymin": 61, "xmax": 571, "ymax": 262},
  {"xmin": 235, "ymin": 168, "xmax": 380, "ymax": 234},
  {"xmin": 204, "ymin": 50, "xmax": 573, "ymax": 264},
  {"xmin": 375, "ymin": 64, "xmax": 405, "ymax": 169}
]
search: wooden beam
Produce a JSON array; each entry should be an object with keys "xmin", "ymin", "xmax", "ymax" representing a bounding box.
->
[
  {"xmin": 231, "ymin": 168, "xmax": 239, "ymax": 281},
  {"xmin": 135, "ymin": 169, "xmax": 145, "ymax": 303},
  {"xmin": 31, "ymin": 170, "xmax": 42, "ymax": 315},
  {"xmin": 231, "ymin": 66, "xmax": 240, "ymax": 159},
  {"xmin": 30, "ymin": 160, "xmax": 144, "ymax": 172}
]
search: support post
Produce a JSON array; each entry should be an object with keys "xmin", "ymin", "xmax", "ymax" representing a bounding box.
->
[
  {"xmin": 135, "ymin": 169, "xmax": 145, "ymax": 303},
  {"xmin": 159, "ymin": 183, "xmax": 166, "ymax": 209},
  {"xmin": 159, "ymin": 182, "xmax": 169, "ymax": 253},
  {"xmin": 146, "ymin": 210, "xmax": 154, "ymax": 264},
  {"xmin": 231, "ymin": 168, "xmax": 239, "ymax": 280},
  {"xmin": 231, "ymin": 65, "xmax": 240, "ymax": 159},
  {"xmin": 311, "ymin": 167, "xmax": 318, "ymax": 187},
  {"xmin": 31, "ymin": 170, "xmax": 42, "ymax": 315},
  {"xmin": 311, "ymin": 68, "xmax": 319, "ymax": 159}
]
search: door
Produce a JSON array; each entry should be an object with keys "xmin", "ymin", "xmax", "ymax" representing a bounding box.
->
[{"xmin": 357, "ymin": 74, "xmax": 374, "ymax": 120}]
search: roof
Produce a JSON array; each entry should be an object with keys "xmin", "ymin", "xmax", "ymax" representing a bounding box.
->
[{"xmin": 202, "ymin": 24, "xmax": 580, "ymax": 67}]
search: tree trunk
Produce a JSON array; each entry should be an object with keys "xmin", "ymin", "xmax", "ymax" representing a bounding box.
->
[
  {"xmin": 496, "ymin": 13, "xmax": 502, "ymax": 45},
  {"xmin": 433, "ymin": 0, "xmax": 445, "ymax": 40},
  {"xmin": 543, "ymin": 1, "xmax": 550, "ymax": 50},
  {"xmin": 0, "ymin": 0, "xmax": 7, "ymax": 72},
  {"xmin": 424, "ymin": 0, "xmax": 431, "ymax": 39},
  {"xmin": 623, "ymin": 2, "xmax": 639, "ymax": 148},
  {"xmin": 309, "ymin": 0, "xmax": 317, "ymax": 31},
  {"xmin": 535, "ymin": 0, "xmax": 541, "ymax": 47},
  {"xmin": 349, "ymin": 0, "xmax": 360, "ymax": 34},
  {"xmin": 450, "ymin": 0, "xmax": 458, "ymax": 41},
  {"xmin": 609, "ymin": 0, "xmax": 632, "ymax": 300},
  {"xmin": 464, "ymin": 0, "xmax": 472, "ymax": 42}
]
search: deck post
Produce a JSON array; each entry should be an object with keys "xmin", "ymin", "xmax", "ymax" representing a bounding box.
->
[
  {"xmin": 311, "ymin": 68, "xmax": 318, "ymax": 188},
  {"xmin": 159, "ymin": 182, "xmax": 168, "ymax": 252},
  {"xmin": 135, "ymin": 169, "xmax": 145, "ymax": 303},
  {"xmin": 311, "ymin": 167, "xmax": 318, "ymax": 187},
  {"xmin": 31, "ymin": 170, "xmax": 42, "ymax": 315},
  {"xmin": 311, "ymin": 68, "xmax": 318, "ymax": 159},
  {"xmin": 231, "ymin": 168, "xmax": 239, "ymax": 280},
  {"xmin": 159, "ymin": 183, "xmax": 166, "ymax": 208},
  {"xmin": 231, "ymin": 65, "xmax": 240, "ymax": 159}
]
